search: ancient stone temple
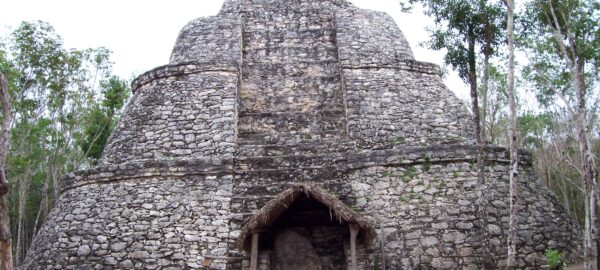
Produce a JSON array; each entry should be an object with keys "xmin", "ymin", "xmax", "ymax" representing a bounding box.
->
[{"xmin": 24, "ymin": 0, "xmax": 581, "ymax": 269}]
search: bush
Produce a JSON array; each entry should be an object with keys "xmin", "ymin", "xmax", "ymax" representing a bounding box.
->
[{"xmin": 545, "ymin": 249, "xmax": 565, "ymax": 270}]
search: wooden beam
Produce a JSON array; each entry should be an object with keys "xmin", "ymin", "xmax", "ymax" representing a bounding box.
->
[
  {"xmin": 250, "ymin": 232, "xmax": 259, "ymax": 270},
  {"xmin": 350, "ymin": 223, "xmax": 359, "ymax": 270}
]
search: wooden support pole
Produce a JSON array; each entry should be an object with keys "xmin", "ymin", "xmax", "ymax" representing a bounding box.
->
[
  {"xmin": 250, "ymin": 233, "xmax": 259, "ymax": 270},
  {"xmin": 349, "ymin": 223, "xmax": 359, "ymax": 270}
]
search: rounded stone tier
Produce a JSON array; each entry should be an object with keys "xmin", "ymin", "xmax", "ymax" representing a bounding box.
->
[
  {"xmin": 101, "ymin": 0, "xmax": 473, "ymax": 164},
  {"xmin": 24, "ymin": 145, "xmax": 581, "ymax": 269},
  {"xmin": 101, "ymin": 64, "xmax": 239, "ymax": 164}
]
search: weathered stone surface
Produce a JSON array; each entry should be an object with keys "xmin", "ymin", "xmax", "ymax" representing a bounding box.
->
[
  {"xmin": 23, "ymin": 0, "xmax": 582, "ymax": 269},
  {"xmin": 274, "ymin": 230, "xmax": 322, "ymax": 270},
  {"xmin": 76, "ymin": 245, "xmax": 91, "ymax": 257}
]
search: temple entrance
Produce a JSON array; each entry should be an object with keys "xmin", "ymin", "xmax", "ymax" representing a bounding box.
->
[
  {"xmin": 269, "ymin": 195, "xmax": 348, "ymax": 270},
  {"xmin": 237, "ymin": 184, "xmax": 375, "ymax": 270}
]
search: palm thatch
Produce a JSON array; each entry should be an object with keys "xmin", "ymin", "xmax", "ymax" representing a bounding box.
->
[{"xmin": 237, "ymin": 183, "xmax": 376, "ymax": 251}]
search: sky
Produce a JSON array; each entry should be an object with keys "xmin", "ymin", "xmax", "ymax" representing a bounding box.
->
[{"xmin": 0, "ymin": 0, "xmax": 470, "ymax": 100}]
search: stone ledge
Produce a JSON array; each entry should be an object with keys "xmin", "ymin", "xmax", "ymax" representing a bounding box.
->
[
  {"xmin": 235, "ymin": 144, "xmax": 531, "ymax": 171},
  {"xmin": 341, "ymin": 59, "xmax": 440, "ymax": 75},
  {"xmin": 61, "ymin": 144, "xmax": 531, "ymax": 193},
  {"xmin": 131, "ymin": 61, "xmax": 239, "ymax": 93},
  {"xmin": 60, "ymin": 157, "xmax": 235, "ymax": 193}
]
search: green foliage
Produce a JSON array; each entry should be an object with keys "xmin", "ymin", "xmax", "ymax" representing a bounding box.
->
[
  {"xmin": 530, "ymin": 111, "xmax": 597, "ymax": 225},
  {"xmin": 545, "ymin": 249, "xmax": 565, "ymax": 269},
  {"xmin": 1, "ymin": 20, "xmax": 131, "ymax": 262},
  {"xmin": 403, "ymin": 167, "xmax": 418, "ymax": 180},
  {"xmin": 102, "ymin": 76, "xmax": 129, "ymax": 115},
  {"xmin": 10, "ymin": 21, "xmax": 84, "ymax": 111},
  {"xmin": 517, "ymin": 111, "xmax": 553, "ymax": 149},
  {"xmin": 516, "ymin": 0, "xmax": 599, "ymax": 228},
  {"xmin": 423, "ymin": 156, "xmax": 431, "ymax": 172},
  {"xmin": 409, "ymin": 0, "xmax": 505, "ymax": 83},
  {"xmin": 479, "ymin": 63, "xmax": 511, "ymax": 144},
  {"xmin": 373, "ymin": 258, "xmax": 380, "ymax": 270},
  {"xmin": 79, "ymin": 106, "xmax": 113, "ymax": 160},
  {"xmin": 394, "ymin": 136, "xmax": 406, "ymax": 144},
  {"xmin": 79, "ymin": 76, "xmax": 130, "ymax": 160},
  {"xmin": 519, "ymin": 0, "xmax": 600, "ymax": 107}
]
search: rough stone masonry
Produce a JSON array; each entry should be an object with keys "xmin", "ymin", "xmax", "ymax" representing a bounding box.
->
[{"xmin": 23, "ymin": 0, "xmax": 581, "ymax": 269}]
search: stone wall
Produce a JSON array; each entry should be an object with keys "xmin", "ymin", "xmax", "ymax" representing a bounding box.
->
[
  {"xmin": 227, "ymin": 145, "xmax": 581, "ymax": 269},
  {"xmin": 23, "ymin": 159, "xmax": 236, "ymax": 270},
  {"xmin": 336, "ymin": 9, "xmax": 415, "ymax": 66},
  {"xmin": 238, "ymin": 0, "xmax": 347, "ymax": 146},
  {"xmin": 24, "ymin": 145, "xmax": 581, "ymax": 269},
  {"xmin": 169, "ymin": 17, "xmax": 241, "ymax": 66},
  {"xmin": 344, "ymin": 65, "xmax": 474, "ymax": 148},
  {"xmin": 350, "ymin": 162, "xmax": 580, "ymax": 269},
  {"xmin": 102, "ymin": 64, "xmax": 239, "ymax": 164}
]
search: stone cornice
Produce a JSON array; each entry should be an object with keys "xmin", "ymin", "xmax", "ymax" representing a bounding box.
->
[
  {"xmin": 131, "ymin": 62, "xmax": 239, "ymax": 93},
  {"xmin": 61, "ymin": 144, "xmax": 531, "ymax": 193},
  {"xmin": 341, "ymin": 60, "xmax": 440, "ymax": 75}
]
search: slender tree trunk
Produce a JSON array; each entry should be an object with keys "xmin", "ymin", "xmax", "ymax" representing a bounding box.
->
[
  {"xmin": 506, "ymin": 0, "xmax": 519, "ymax": 267},
  {"xmin": 0, "ymin": 72, "xmax": 15, "ymax": 270},
  {"xmin": 15, "ymin": 180, "xmax": 23, "ymax": 266},
  {"xmin": 543, "ymin": 150, "xmax": 551, "ymax": 188},
  {"xmin": 560, "ymin": 178, "xmax": 570, "ymax": 216},
  {"xmin": 481, "ymin": 25, "xmax": 492, "ymax": 143},
  {"xmin": 15, "ymin": 166, "xmax": 32, "ymax": 266},
  {"xmin": 32, "ymin": 175, "xmax": 49, "ymax": 240},
  {"xmin": 574, "ymin": 58, "xmax": 597, "ymax": 270},
  {"xmin": 468, "ymin": 25, "xmax": 492, "ymax": 269},
  {"xmin": 50, "ymin": 116, "xmax": 61, "ymax": 207}
]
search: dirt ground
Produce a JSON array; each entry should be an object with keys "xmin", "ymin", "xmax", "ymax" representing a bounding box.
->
[{"xmin": 566, "ymin": 260, "xmax": 598, "ymax": 270}]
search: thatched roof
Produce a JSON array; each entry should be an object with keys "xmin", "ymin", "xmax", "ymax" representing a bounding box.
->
[{"xmin": 237, "ymin": 183, "xmax": 376, "ymax": 251}]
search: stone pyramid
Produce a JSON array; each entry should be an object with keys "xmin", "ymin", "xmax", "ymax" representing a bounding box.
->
[{"xmin": 24, "ymin": 0, "xmax": 581, "ymax": 269}]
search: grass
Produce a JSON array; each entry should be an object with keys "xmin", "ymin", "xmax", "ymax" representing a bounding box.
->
[
  {"xmin": 403, "ymin": 167, "xmax": 418, "ymax": 179},
  {"xmin": 394, "ymin": 136, "xmax": 406, "ymax": 144},
  {"xmin": 423, "ymin": 156, "xmax": 431, "ymax": 172}
]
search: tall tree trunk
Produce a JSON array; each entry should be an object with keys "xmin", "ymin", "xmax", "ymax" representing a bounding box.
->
[
  {"xmin": 481, "ymin": 25, "xmax": 492, "ymax": 143},
  {"xmin": 506, "ymin": 0, "xmax": 519, "ymax": 267},
  {"xmin": 0, "ymin": 72, "xmax": 15, "ymax": 270},
  {"xmin": 32, "ymin": 175, "xmax": 49, "ymax": 241},
  {"xmin": 50, "ymin": 118, "xmax": 61, "ymax": 207},
  {"xmin": 575, "ymin": 57, "xmax": 597, "ymax": 270},
  {"xmin": 15, "ymin": 167, "xmax": 32, "ymax": 266},
  {"xmin": 468, "ymin": 25, "xmax": 492, "ymax": 269},
  {"xmin": 544, "ymin": 2, "xmax": 598, "ymax": 267}
]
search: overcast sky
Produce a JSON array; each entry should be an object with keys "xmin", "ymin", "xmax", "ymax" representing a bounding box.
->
[{"xmin": 0, "ymin": 0, "xmax": 469, "ymax": 99}]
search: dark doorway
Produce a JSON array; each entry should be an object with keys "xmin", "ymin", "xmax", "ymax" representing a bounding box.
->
[
  {"xmin": 261, "ymin": 195, "xmax": 349, "ymax": 270},
  {"xmin": 237, "ymin": 184, "xmax": 375, "ymax": 270}
]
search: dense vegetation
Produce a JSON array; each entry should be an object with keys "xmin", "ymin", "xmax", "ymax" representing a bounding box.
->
[{"xmin": 0, "ymin": 21, "xmax": 130, "ymax": 267}]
